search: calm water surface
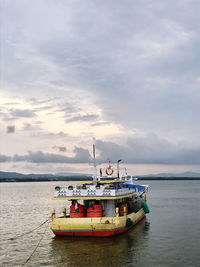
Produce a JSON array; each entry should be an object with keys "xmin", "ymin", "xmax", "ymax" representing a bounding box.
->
[{"xmin": 0, "ymin": 181, "xmax": 200, "ymax": 267}]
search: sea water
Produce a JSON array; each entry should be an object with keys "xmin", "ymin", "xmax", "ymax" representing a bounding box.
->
[{"xmin": 0, "ymin": 180, "xmax": 200, "ymax": 267}]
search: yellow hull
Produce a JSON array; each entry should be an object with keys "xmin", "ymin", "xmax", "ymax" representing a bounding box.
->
[{"xmin": 51, "ymin": 208, "xmax": 145, "ymax": 237}]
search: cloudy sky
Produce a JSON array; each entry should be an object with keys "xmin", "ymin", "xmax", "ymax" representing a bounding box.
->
[{"xmin": 1, "ymin": 0, "xmax": 200, "ymax": 175}]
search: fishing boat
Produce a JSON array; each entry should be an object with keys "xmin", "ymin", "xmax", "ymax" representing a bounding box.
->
[{"xmin": 51, "ymin": 147, "xmax": 150, "ymax": 237}]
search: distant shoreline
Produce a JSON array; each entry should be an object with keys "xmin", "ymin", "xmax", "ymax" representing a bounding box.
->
[{"xmin": 1, "ymin": 177, "xmax": 200, "ymax": 182}]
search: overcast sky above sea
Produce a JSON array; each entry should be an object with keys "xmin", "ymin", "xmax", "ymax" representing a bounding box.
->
[{"xmin": 1, "ymin": 0, "xmax": 200, "ymax": 175}]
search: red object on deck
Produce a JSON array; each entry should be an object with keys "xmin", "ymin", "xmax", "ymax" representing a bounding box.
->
[
  {"xmin": 70, "ymin": 204, "xmax": 85, "ymax": 218},
  {"xmin": 87, "ymin": 204, "xmax": 102, "ymax": 217}
]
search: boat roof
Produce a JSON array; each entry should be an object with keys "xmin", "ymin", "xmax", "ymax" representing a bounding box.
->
[{"xmin": 52, "ymin": 178, "xmax": 146, "ymax": 201}]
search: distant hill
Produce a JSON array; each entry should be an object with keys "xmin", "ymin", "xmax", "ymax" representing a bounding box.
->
[
  {"xmin": 0, "ymin": 171, "xmax": 200, "ymax": 182},
  {"xmin": 56, "ymin": 172, "xmax": 91, "ymax": 177},
  {"xmin": 0, "ymin": 171, "xmax": 92, "ymax": 182},
  {"xmin": 139, "ymin": 171, "xmax": 200, "ymax": 178},
  {"xmin": 0, "ymin": 171, "xmax": 54, "ymax": 179}
]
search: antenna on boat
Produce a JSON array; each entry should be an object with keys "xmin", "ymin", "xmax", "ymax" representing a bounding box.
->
[{"xmin": 92, "ymin": 139, "xmax": 97, "ymax": 185}]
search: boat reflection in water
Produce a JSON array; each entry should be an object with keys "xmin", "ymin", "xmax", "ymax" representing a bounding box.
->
[{"xmin": 50, "ymin": 219, "xmax": 150, "ymax": 267}]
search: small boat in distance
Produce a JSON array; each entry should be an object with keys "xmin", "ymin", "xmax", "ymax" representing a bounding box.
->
[{"xmin": 51, "ymin": 146, "xmax": 150, "ymax": 237}]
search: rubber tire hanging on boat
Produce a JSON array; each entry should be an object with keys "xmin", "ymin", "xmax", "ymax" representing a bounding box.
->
[{"xmin": 126, "ymin": 218, "xmax": 133, "ymax": 227}]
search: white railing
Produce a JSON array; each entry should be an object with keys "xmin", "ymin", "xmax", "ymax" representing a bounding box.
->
[{"xmin": 54, "ymin": 187, "xmax": 135, "ymax": 198}]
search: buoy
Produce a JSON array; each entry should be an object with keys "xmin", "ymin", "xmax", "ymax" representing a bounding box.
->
[
  {"xmin": 142, "ymin": 202, "xmax": 150, "ymax": 213},
  {"xmin": 126, "ymin": 218, "xmax": 133, "ymax": 227}
]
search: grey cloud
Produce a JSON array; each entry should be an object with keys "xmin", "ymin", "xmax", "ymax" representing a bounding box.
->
[
  {"xmin": 31, "ymin": 131, "xmax": 69, "ymax": 139},
  {"xmin": 31, "ymin": 98, "xmax": 82, "ymax": 119},
  {"xmin": 51, "ymin": 80, "xmax": 66, "ymax": 87},
  {"xmin": 7, "ymin": 125, "xmax": 15, "ymax": 133},
  {"xmin": 29, "ymin": 97, "xmax": 60, "ymax": 105},
  {"xmin": 48, "ymin": 131, "xmax": 69, "ymax": 138},
  {"xmin": 22, "ymin": 123, "xmax": 32, "ymax": 131},
  {"xmin": 0, "ymin": 110, "xmax": 15, "ymax": 122},
  {"xmin": 66, "ymin": 114, "xmax": 99, "ymax": 123},
  {"xmin": 1, "ymin": 0, "xmax": 200, "ymax": 148},
  {"xmin": 34, "ymin": 105, "xmax": 54, "ymax": 112},
  {"xmin": 58, "ymin": 146, "xmax": 67, "ymax": 152},
  {"xmin": 0, "ymin": 154, "xmax": 11, "ymax": 162},
  {"xmin": 52, "ymin": 146, "xmax": 67, "ymax": 152},
  {"xmin": 35, "ymin": 0, "xmax": 200, "ymax": 139},
  {"xmin": 95, "ymin": 135, "xmax": 200, "ymax": 165},
  {"xmin": 12, "ymin": 147, "xmax": 91, "ymax": 163},
  {"xmin": 58, "ymin": 105, "xmax": 80, "ymax": 115},
  {"xmin": 73, "ymin": 147, "xmax": 91, "ymax": 162},
  {"xmin": 10, "ymin": 109, "xmax": 35, "ymax": 118},
  {"xmin": 13, "ymin": 151, "xmax": 69, "ymax": 163},
  {"xmin": 92, "ymin": 121, "xmax": 110, "ymax": 127},
  {"xmin": 57, "ymin": 131, "xmax": 68, "ymax": 137},
  {"xmin": 22, "ymin": 123, "xmax": 42, "ymax": 131},
  {"xmin": 0, "ymin": 110, "xmax": 7, "ymax": 118},
  {"xmin": 1, "ymin": 134, "xmax": 200, "ymax": 165}
]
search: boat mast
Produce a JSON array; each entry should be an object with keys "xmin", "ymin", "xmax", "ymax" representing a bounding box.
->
[
  {"xmin": 117, "ymin": 159, "xmax": 122, "ymax": 179},
  {"xmin": 93, "ymin": 143, "xmax": 97, "ymax": 184}
]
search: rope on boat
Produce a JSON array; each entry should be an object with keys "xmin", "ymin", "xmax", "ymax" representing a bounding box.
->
[
  {"xmin": 2, "ymin": 216, "xmax": 51, "ymax": 242},
  {"xmin": 21, "ymin": 220, "xmax": 49, "ymax": 267}
]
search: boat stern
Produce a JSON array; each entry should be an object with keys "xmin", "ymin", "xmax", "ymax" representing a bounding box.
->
[{"xmin": 51, "ymin": 208, "xmax": 145, "ymax": 237}]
